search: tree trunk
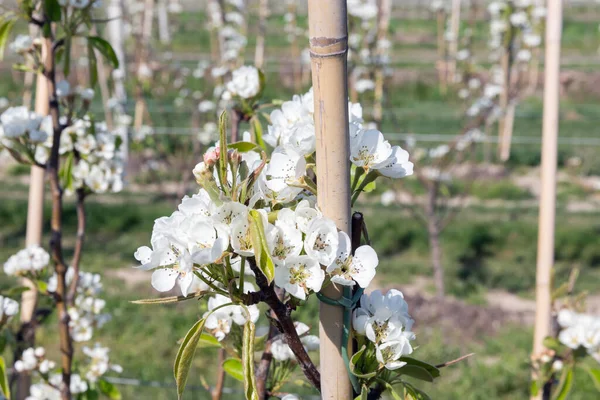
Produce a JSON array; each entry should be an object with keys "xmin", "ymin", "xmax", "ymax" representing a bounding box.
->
[
  {"xmin": 308, "ymin": 0, "xmax": 353, "ymax": 397},
  {"xmin": 426, "ymin": 185, "xmax": 445, "ymax": 297}
]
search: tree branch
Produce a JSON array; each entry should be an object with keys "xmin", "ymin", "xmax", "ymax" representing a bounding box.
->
[
  {"xmin": 247, "ymin": 259, "xmax": 321, "ymax": 391},
  {"xmin": 67, "ymin": 188, "xmax": 86, "ymax": 304},
  {"xmin": 43, "ymin": 24, "xmax": 73, "ymax": 399}
]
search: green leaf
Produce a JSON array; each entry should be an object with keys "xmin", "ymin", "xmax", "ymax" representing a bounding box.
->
[
  {"xmin": 60, "ymin": 152, "xmax": 74, "ymax": 191},
  {"xmin": 222, "ymin": 358, "xmax": 244, "ymax": 382},
  {"xmin": 250, "ymin": 116, "xmax": 266, "ymax": 149},
  {"xmin": 551, "ymin": 365, "xmax": 573, "ymax": 400},
  {"xmin": 383, "ymin": 382, "xmax": 404, "ymax": 400},
  {"xmin": 0, "ymin": 356, "xmax": 10, "ymax": 400},
  {"xmin": 198, "ymin": 332, "xmax": 222, "ymax": 348},
  {"xmin": 248, "ymin": 210, "xmax": 275, "ymax": 284},
  {"xmin": 36, "ymin": 280, "xmax": 48, "ymax": 293},
  {"xmin": 581, "ymin": 365, "xmax": 600, "ymax": 392},
  {"xmin": 0, "ymin": 19, "xmax": 17, "ymax": 61},
  {"xmin": 87, "ymin": 41, "xmax": 98, "ymax": 87},
  {"xmin": 355, "ymin": 385, "xmax": 368, "ymax": 400},
  {"xmin": 97, "ymin": 379, "xmax": 121, "ymax": 400},
  {"xmin": 349, "ymin": 345, "xmax": 377, "ymax": 379},
  {"xmin": 131, "ymin": 292, "xmax": 204, "ymax": 304},
  {"xmin": 174, "ymin": 318, "xmax": 206, "ymax": 400},
  {"xmin": 229, "ymin": 142, "xmax": 258, "ymax": 153},
  {"xmin": 87, "ymin": 36, "xmax": 119, "ymax": 69},
  {"xmin": 218, "ymin": 111, "xmax": 228, "ymax": 189},
  {"xmin": 403, "ymin": 382, "xmax": 432, "ymax": 400},
  {"xmin": 399, "ymin": 357, "xmax": 440, "ymax": 378},
  {"xmin": 543, "ymin": 337, "xmax": 561, "ymax": 351},
  {"xmin": 1, "ymin": 286, "xmax": 31, "ymax": 298},
  {"xmin": 396, "ymin": 365, "xmax": 434, "ymax": 382},
  {"xmin": 44, "ymin": 0, "xmax": 62, "ymax": 22},
  {"xmin": 530, "ymin": 379, "xmax": 540, "ymax": 396},
  {"xmin": 242, "ymin": 320, "xmax": 259, "ymax": 400}
]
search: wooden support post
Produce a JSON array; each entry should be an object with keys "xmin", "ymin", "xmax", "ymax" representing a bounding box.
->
[
  {"xmin": 18, "ymin": 36, "xmax": 51, "ymax": 400},
  {"xmin": 532, "ymin": 0, "xmax": 562, "ymax": 398},
  {"xmin": 447, "ymin": 0, "xmax": 462, "ymax": 83},
  {"xmin": 307, "ymin": 1, "xmax": 353, "ymax": 398}
]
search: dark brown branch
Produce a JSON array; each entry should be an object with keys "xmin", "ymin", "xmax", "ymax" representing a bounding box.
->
[
  {"xmin": 247, "ymin": 259, "xmax": 321, "ymax": 391},
  {"xmin": 67, "ymin": 188, "xmax": 86, "ymax": 304},
  {"xmin": 211, "ymin": 348, "xmax": 226, "ymax": 400},
  {"xmin": 43, "ymin": 24, "xmax": 73, "ymax": 399},
  {"xmin": 255, "ymin": 322, "xmax": 277, "ymax": 399}
]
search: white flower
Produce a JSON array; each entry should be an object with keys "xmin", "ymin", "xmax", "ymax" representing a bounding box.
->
[
  {"xmin": 56, "ymin": 80, "xmax": 71, "ymax": 98},
  {"xmin": 271, "ymin": 322, "xmax": 320, "ymax": 361},
  {"xmin": 268, "ymin": 223, "xmax": 303, "ymax": 266},
  {"xmin": 374, "ymin": 145, "xmax": 414, "ymax": 178},
  {"xmin": 381, "ymin": 190, "xmax": 395, "ymax": 206},
  {"xmin": 0, "ymin": 295, "xmax": 19, "ymax": 320},
  {"xmin": 350, "ymin": 129, "xmax": 392, "ymax": 171},
  {"xmin": 326, "ymin": 231, "xmax": 378, "ymax": 288},
  {"xmin": 559, "ymin": 326, "xmax": 585, "ymax": 349},
  {"xmin": 226, "ymin": 65, "xmax": 261, "ymax": 99},
  {"xmin": 79, "ymin": 88, "xmax": 95, "ymax": 101},
  {"xmin": 303, "ymin": 217, "xmax": 339, "ymax": 266},
  {"xmin": 552, "ymin": 360, "xmax": 563, "ymax": 372},
  {"xmin": 198, "ymin": 100, "xmax": 216, "ymax": 113},
  {"xmin": 355, "ymin": 79, "xmax": 375, "ymax": 93},
  {"xmin": 258, "ymin": 146, "xmax": 306, "ymax": 203},
  {"xmin": 429, "ymin": 144, "xmax": 449, "ymax": 159},
  {"xmin": 10, "ymin": 35, "xmax": 33, "ymax": 53},
  {"xmin": 1, "ymin": 107, "xmax": 43, "ymax": 138},
  {"xmin": 3, "ymin": 245, "xmax": 50, "ymax": 276},
  {"xmin": 510, "ymin": 11, "xmax": 528, "ymax": 27},
  {"xmin": 353, "ymin": 289, "xmax": 414, "ymax": 346},
  {"xmin": 376, "ymin": 337, "xmax": 414, "ymax": 370},
  {"xmin": 274, "ymin": 255, "xmax": 324, "ymax": 300}
]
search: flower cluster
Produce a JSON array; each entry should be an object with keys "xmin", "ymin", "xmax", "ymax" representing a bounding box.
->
[
  {"xmin": 207, "ymin": 0, "xmax": 248, "ymax": 64},
  {"xmin": 36, "ymin": 116, "xmax": 124, "ymax": 195},
  {"xmin": 205, "ymin": 288, "xmax": 260, "ymax": 341},
  {"xmin": 48, "ymin": 269, "xmax": 110, "ymax": 342},
  {"xmin": 3, "ymin": 245, "xmax": 50, "ymax": 277},
  {"xmin": 488, "ymin": 1, "xmax": 545, "ymax": 63},
  {"xmin": 0, "ymin": 295, "xmax": 19, "ymax": 325},
  {"xmin": 225, "ymin": 65, "xmax": 262, "ymax": 100},
  {"xmin": 14, "ymin": 344, "xmax": 120, "ymax": 400},
  {"xmin": 557, "ymin": 309, "xmax": 600, "ymax": 363},
  {"xmin": 353, "ymin": 290, "xmax": 416, "ymax": 370}
]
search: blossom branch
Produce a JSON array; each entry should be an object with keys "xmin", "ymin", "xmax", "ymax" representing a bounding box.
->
[
  {"xmin": 247, "ymin": 258, "xmax": 321, "ymax": 391},
  {"xmin": 43, "ymin": 18, "xmax": 73, "ymax": 399},
  {"xmin": 67, "ymin": 188, "xmax": 87, "ymax": 304}
]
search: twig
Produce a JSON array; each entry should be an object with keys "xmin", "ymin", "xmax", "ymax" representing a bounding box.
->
[
  {"xmin": 211, "ymin": 348, "xmax": 226, "ymax": 400},
  {"xmin": 435, "ymin": 352, "xmax": 475, "ymax": 369},
  {"xmin": 67, "ymin": 189, "xmax": 86, "ymax": 304}
]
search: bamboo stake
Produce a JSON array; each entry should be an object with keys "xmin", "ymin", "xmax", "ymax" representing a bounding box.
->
[
  {"xmin": 373, "ymin": 0, "xmax": 392, "ymax": 126},
  {"xmin": 499, "ymin": 101, "xmax": 516, "ymax": 162},
  {"xmin": 307, "ymin": 1, "xmax": 352, "ymax": 398},
  {"xmin": 107, "ymin": 0, "xmax": 127, "ymax": 102},
  {"xmin": 157, "ymin": 0, "xmax": 171, "ymax": 45},
  {"xmin": 447, "ymin": 0, "xmax": 462, "ymax": 83},
  {"xmin": 254, "ymin": 0, "xmax": 268, "ymax": 69},
  {"xmin": 532, "ymin": 0, "xmax": 562, "ymax": 399},
  {"xmin": 497, "ymin": 51, "xmax": 510, "ymax": 159},
  {"xmin": 18, "ymin": 38, "xmax": 51, "ymax": 400},
  {"xmin": 436, "ymin": 9, "xmax": 447, "ymax": 93}
]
